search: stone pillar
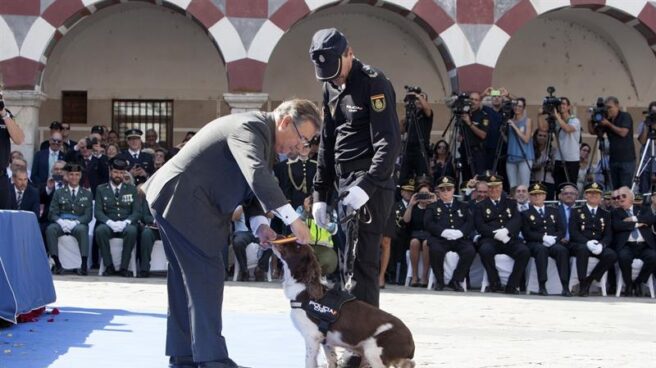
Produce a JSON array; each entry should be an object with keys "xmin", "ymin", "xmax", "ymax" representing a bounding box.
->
[
  {"xmin": 3, "ymin": 90, "xmax": 48, "ymax": 165},
  {"xmin": 223, "ymin": 93, "xmax": 269, "ymax": 113}
]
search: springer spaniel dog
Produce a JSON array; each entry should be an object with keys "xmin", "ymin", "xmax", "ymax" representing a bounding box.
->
[{"xmin": 272, "ymin": 242, "xmax": 415, "ymax": 368}]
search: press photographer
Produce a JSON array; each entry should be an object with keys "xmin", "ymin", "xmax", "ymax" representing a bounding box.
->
[
  {"xmin": 538, "ymin": 93, "xmax": 581, "ymax": 191},
  {"xmin": 399, "ymin": 86, "xmax": 433, "ymax": 183},
  {"xmin": 458, "ymin": 92, "xmax": 488, "ymax": 182},
  {"xmin": 482, "ymin": 87, "xmax": 510, "ymax": 182},
  {"xmin": 588, "ymin": 96, "xmax": 635, "ymax": 189},
  {"xmin": 635, "ymin": 101, "xmax": 656, "ymax": 193}
]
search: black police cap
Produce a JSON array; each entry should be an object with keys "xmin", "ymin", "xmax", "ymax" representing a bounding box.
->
[
  {"xmin": 125, "ymin": 128, "xmax": 143, "ymax": 138},
  {"xmin": 91, "ymin": 125, "xmax": 105, "ymax": 134},
  {"xmin": 64, "ymin": 163, "xmax": 82, "ymax": 173},
  {"xmin": 528, "ymin": 182, "xmax": 547, "ymax": 195},
  {"xmin": 309, "ymin": 28, "xmax": 348, "ymax": 81},
  {"xmin": 436, "ymin": 176, "xmax": 456, "ymax": 188},
  {"xmin": 50, "ymin": 121, "xmax": 63, "ymax": 130},
  {"xmin": 558, "ymin": 182, "xmax": 577, "ymax": 193},
  {"xmin": 584, "ymin": 182, "xmax": 604, "ymax": 194},
  {"xmin": 109, "ymin": 157, "xmax": 129, "ymax": 171}
]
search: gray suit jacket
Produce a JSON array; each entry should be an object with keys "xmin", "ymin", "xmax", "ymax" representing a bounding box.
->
[{"xmin": 142, "ymin": 111, "xmax": 287, "ymax": 250}]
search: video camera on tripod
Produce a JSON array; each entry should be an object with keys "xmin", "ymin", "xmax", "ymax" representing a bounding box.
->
[
  {"xmin": 446, "ymin": 92, "xmax": 472, "ymax": 115},
  {"xmin": 589, "ymin": 97, "xmax": 608, "ymax": 125},
  {"xmin": 643, "ymin": 104, "xmax": 656, "ymax": 127}
]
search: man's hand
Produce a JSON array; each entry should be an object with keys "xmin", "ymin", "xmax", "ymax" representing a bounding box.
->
[
  {"xmin": 311, "ymin": 201, "xmax": 329, "ymax": 229},
  {"xmin": 290, "ymin": 218, "xmax": 311, "ymax": 245},
  {"xmin": 409, "ymin": 193, "xmax": 418, "ymax": 207},
  {"xmin": 255, "ymin": 224, "xmax": 277, "ymax": 246}
]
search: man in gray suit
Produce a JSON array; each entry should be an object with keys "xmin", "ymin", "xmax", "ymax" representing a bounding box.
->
[{"xmin": 142, "ymin": 99, "xmax": 319, "ymax": 368}]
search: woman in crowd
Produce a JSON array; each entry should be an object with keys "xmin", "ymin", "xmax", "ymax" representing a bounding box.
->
[
  {"xmin": 154, "ymin": 148, "xmax": 167, "ymax": 172},
  {"xmin": 402, "ymin": 182, "xmax": 436, "ymax": 287},
  {"xmin": 430, "ymin": 140, "xmax": 454, "ymax": 185},
  {"xmin": 106, "ymin": 143, "xmax": 120, "ymax": 160},
  {"xmin": 531, "ymin": 128, "xmax": 556, "ymax": 199},
  {"xmin": 506, "ymin": 98, "xmax": 534, "ymax": 188},
  {"xmin": 577, "ymin": 143, "xmax": 592, "ymax": 193}
]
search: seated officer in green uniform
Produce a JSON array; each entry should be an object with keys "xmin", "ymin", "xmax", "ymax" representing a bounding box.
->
[
  {"xmin": 137, "ymin": 189, "xmax": 159, "ymax": 278},
  {"xmin": 46, "ymin": 163, "xmax": 93, "ymax": 275},
  {"xmin": 94, "ymin": 158, "xmax": 140, "ymax": 277}
]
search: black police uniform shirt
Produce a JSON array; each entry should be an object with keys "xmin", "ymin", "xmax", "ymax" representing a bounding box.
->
[
  {"xmin": 425, "ymin": 199, "xmax": 473, "ymax": 238},
  {"xmin": 482, "ymin": 106, "xmax": 503, "ymax": 151},
  {"xmin": 313, "ymin": 58, "xmax": 400, "ymax": 202},
  {"xmin": 569, "ymin": 205, "xmax": 612, "ymax": 246},
  {"xmin": 406, "ymin": 112, "xmax": 433, "ymax": 151},
  {"xmin": 460, "ymin": 108, "xmax": 489, "ymax": 153},
  {"xmin": 520, "ymin": 206, "xmax": 564, "ymax": 243},
  {"xmin": 0, "ymin": 118, "xmax": 9, "ymax": 170},
  {"xmin": 117, "ymin": 150, "xmax": 155, "ymax": 175},
  {"xmin": 474, "ymin": 196, "xmax": 522, "ymax": 239}
]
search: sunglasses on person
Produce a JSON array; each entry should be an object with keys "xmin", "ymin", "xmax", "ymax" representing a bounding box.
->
[{"xmin": 612, "ymin": 194, "xmax": 628, "ymax": 200}]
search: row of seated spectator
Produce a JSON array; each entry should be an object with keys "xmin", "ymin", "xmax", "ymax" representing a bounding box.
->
[{"xmin": 392, "ymin": 174, "xmax": 656, "ymax": 297}]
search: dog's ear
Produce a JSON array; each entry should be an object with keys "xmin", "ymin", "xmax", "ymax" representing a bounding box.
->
[{"xmin": 298, "ymin": 246, "xmax": 324, "ymax": 300}]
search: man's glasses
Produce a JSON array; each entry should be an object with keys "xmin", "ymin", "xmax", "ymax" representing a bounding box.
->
[
  {"xmin": 50, "ymin": 139, "xmax": 62, "ymax": 143},
  {"xmin": 292, "ymin": 122, "xmax": 317, "ymax": 148},
  {"xmin": 612, "ymin": 194, "xmax": 628, "ymax": 200}
]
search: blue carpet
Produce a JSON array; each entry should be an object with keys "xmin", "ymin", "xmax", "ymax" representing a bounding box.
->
[{"xmin": 0, "ymin": 307, "xmax": 320, "ymax": 368}]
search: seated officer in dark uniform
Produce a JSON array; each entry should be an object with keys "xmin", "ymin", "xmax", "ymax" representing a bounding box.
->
[
  {"xmin": 388, "ymin": 179, "xmax": 414, "ymax": 285},
  {"xmin": 611, "ymin": 186, "xmax": 656, "ymax": 296},
  {"xmin": 137, "ymin": 188, "xmax": 159, "ymax": 278},
  {"xmin": 475, "ymin": 174, "xmax": 530, "ymax": 294},
  {"xmin": 94, "ymin": 158, "xmax": 140, "ymax": 277},
  {"xmin": 425, "ymin": 176, "xmax": 475, "ymax": 291},
  {"xmin": 521, "ymin": 182, "xmax": 570, "ymax": 296},
  {"xmin": 45, "ymin": 163, "xmax": 93, "ymax": 275},
  {"xmin": 569, "ymin": 182, "xmax": 617, "ymax": 296},
  {"xmin": 116, "ymin": 128, "xmax": 154, "ymax": 185}
]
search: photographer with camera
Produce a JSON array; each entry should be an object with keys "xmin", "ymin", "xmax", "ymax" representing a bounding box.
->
[
  {"xmin": 481, "ymin": 88, "xmax": 509, "ymax": 177},
  {"xmin": 538, "ymin": 96, "xmax": 581, "ymax": 192},
  {"xmin": 636, "ymin": 101, "xmax": 656, "ymax": 193},
  {"xmin": 399, "ymin": 87, "xmax": 433, "ymax": 184},
  {"xmin": 459, "ymin": 92, "xmax": 489, "ymax": 182},
  {"xmin": 402, "ymin": 181, "xmax": 437, "ymax": 287},
  {"xmin": 588, "ymin": 96, "xmax": 635, "ymax": 189}
]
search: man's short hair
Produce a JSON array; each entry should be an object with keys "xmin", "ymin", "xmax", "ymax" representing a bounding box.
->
[
  {"xmin": 273, "ymin": 99, "xmax": 321, "ymax": 130},
  {"xmin": 12, "ymin": 168, "xmax": 27, "ymax": 178},
  {"xmin": 605, "ymin": 96, "xmax": 620, "ymax": 106}
]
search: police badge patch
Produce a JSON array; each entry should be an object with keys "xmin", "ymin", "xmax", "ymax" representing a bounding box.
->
[{"xmin": 371, "ymin": 94, "xmax": 386, "ymax": 112}]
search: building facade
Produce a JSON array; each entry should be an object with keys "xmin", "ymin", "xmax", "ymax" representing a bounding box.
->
[{"xmin": 1, "ymin": 0, "xmax": 656, "ymax": 162}]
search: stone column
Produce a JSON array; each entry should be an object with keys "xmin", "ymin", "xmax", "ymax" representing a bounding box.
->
[
  {"xmin": 3, "ymin": 90, "xmax": 48, "ymax": 165},
  {"xmin": 223, "ymin": 93, "xmax": 269, "ymax": 113}
]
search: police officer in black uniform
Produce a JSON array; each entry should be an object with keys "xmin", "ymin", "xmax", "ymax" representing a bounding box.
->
[
  {"xmin": 460, "ymin": 92, "xmax": 489, "ymax": 182},
  {"xmin": 521, "ymin": 182, "xmax": 570, "ymax": 296},
  {"xmin": 116, "ymin": 128, "xmax": 154, "ymax": 185},
  {"xmin": 569, "ymin": 182, "xmax": 617, "ymax": 296},
  {"xmin": 0, "ymin": 96, "xmax": 23, "ymax": 210},
  {"xmin": 309, "ymin": 28, "xmax": 400, "ymax": 310},
  {"xmin": 475, "ymin": 174, "xmax": 530, "ymax": 294},
  {"xmin": 425, "ymin": 176, "xmax": 475, "ymax": 291}
]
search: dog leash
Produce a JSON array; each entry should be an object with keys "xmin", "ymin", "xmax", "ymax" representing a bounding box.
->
[{"xmin": 337, "ymin": 191, "xmax": 372, "ymax": 292}]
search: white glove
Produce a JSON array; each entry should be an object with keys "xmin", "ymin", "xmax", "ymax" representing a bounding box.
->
[
  {"xmin": 493, "ymin": 228, "xmax": 509, "ymax": 242},
  {"xmin": 106, "ymin": 220, "xmax": 120, "ymax": 233},
  {"xmin": 115, "ymin": 220, "xmax": 128, "ymax": 233},
  {"xmin": 311, "ymin": 202, "xmax": 330, "ymax": 229},
  {"xmin": 57, "ymin": 219, "xmax": 71, "ymax": 233},
  {"xmin": 587, "ymin": 240, "xmax": 602, "ymax": 255},
  {"xmin": 592, "ymin": 242, "xmax": 603, "ymax": 255},
  {"xmin": 451, "ymin": 230, "xmax": 464, "ymax": 240},
  {"xmin": 473, "ymin": 234, "xmax": 481, "ymax": 242},
  {"xmin": 542, "ymin": 235, "xmax": 557, "ymax": 247},
  {"xmin": 341, "ymin": 186, "xmax": 369, "ymax": 210},
  {"xmin": 441, "ymin": 229, "xmax": 455, "ymax": 240}
]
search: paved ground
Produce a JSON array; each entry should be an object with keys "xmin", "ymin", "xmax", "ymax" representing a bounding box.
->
[{"xmin": 4, "ymin": 275, "xmax": 656, "ymax": 367}]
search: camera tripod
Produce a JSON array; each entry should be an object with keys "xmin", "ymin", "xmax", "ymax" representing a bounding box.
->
[
  {"xmin": 631, "ymin": 125, "xmax": 656, "ymax": 194},
  {"xmin": 584, "ymin": 131, "xmax": 613, "ymax": 192},
  {"xmin": 442, "ymin": 113, "xmax": 473, "ymax": 191},
  {"xmin": 399, "ymin": 100, "xmax": 431, "ymax": 183}
]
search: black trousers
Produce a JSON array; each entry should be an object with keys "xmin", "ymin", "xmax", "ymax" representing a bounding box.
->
[
  {"xmin": 427, "ymin": 236, "xmax": 475, "ymax": 285},
  {"xmin": 526, "ymin": 242, "xmax": 570, "ymax": 286},
  {"xmin": 617, "ymin": 242, "xmax": 656, "ymax": 285},
  {"xmin": 478, "ymin": 238, "xmax": 530, "ymax": 289},
  {"xmin": 553, "ymin": 160, "xmax": 580, "ymax": 190},
  {"xmin": 0, "ymin": 173, "xmax": 10, "ymax": 210},
  {"xmin": 571, "ymin": 243, "xmax": 617, "ymax": 282},
  {"xmin": 232, "ymin": 231, "xmax": 256, "ymax": 273},
  {"xmin": 338, "ymin": 171, "xmax": 394, "ymax": 307}
]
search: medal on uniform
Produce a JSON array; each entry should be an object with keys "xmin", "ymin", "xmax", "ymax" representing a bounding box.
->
[
  {"xmin": 486, "ymin": 208, "xmax": 491, "ymax": 215},
  {"xmin": 580, "ymin": 213, "xmax": 585, "ymax": 219},
  {"xmin": 529, "ymin": 215, "xmax": 535, "ymax": 221},
  {"xmin": 371, "ymin": 94, "xmax": 386, "ymax": 112},
  {"xmin": 457, "ymin": 209, "xmax": 463, "ymax": 217},
  {"xmin": 581, "ymin": 225, "xmax": 585, "ymax": 231},
  {"xmin": 550, "ymin": 214, "xmax": 555, "ymax": 221},
  {"xmin": 437, "ymin": 207, "xmax": 442, "ymax": 213}
]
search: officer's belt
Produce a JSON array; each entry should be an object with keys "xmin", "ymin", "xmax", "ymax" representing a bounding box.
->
[{"xmin": 335, "ymin": 158, "xmax": 371, "ymax": 176}]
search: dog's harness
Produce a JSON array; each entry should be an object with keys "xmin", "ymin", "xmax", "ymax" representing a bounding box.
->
[{"xmin": 291, "ymin": 288, "xmax": 356, "ymax": 338}]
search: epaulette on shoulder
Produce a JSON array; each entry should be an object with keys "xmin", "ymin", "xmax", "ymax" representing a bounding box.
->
[{"xmin": 361, "ymin": 64, "xmax": 378, "ymax": 78}]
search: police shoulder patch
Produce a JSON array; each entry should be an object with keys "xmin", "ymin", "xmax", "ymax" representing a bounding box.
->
[
  {"xmin": 361, "ymin": 64, "xmax": 377, "ymax": 78},
  {"xmin": 371, "ymin": 94, "xmax": 386, "ymax": 112}
]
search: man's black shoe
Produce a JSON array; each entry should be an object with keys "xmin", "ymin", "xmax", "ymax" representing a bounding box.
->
[
  {"xmin": 623, "ymin": 282, "xmax": 634, "ymax": 297},
  {"xmin": 52, "ymin": 265, "xmax": 63, "ymax": 275},
  {"xmin": 103, "ymin": 265, "xmax": 116, "ymax": 276},
  {"xmin": 561, "ymin": 288, "xmax": 572, "ymax": 297},
  {"xmin": 504, "ymin": 285, "xmax": 519, "ymax": 295},
  {"xmin": 76, "ymin": 268, "xmax": 87, "ymax": 276},
  {"xmin": 489, "ymin": 281, "xmax": 503, "ymax": 293},
  {"xmin": 447, "ymin": 280, "xmax": 464, "ymax": 292},
  {"xmin": 578, "ymin": 278, "xmax": 591, "ymax": 297},
  {"xmin": 433, "ymin": 282, "xmax": 444, "ymax": 291},
  {"xmin": 169, "ymin": 356, "xmax": 197, "ymax": 368},
  {"xmin": 120, "ymin": 268, "xmax": 131, "ymax": 277},
  {"xmin": 633, "ymin": 283, "xmax": 643, "ymax": 297},
  {"xmin": 198, "ymin": 358, "xmax": 250, "ymax": 368}
]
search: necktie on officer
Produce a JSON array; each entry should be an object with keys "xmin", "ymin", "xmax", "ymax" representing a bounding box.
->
[
  {"xmin": 591, "ymin": 208, "xmax": 596, "ymax": 217},
  {"xmin": 17, "ymin": 190, "xmax": 23, "ymax": 208},
  {"xmin": 538, "ymin": 208, "xmax": 544, "ymax": 218},
  {"xmin": 71, "ymin": 188, "xmax": 76, "ymax": 202},
  {"xmin": 133, "ymin": 153, "xmax": 138, "ymax": 160},
  {"xmin": 115, "ymin": 187, "xmax": 120, "ymax": 199}
]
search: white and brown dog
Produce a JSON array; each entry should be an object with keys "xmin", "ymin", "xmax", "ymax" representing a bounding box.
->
[{"xmin": 273, "ymin": 242, "xmax": 415, "ymax": 368}]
